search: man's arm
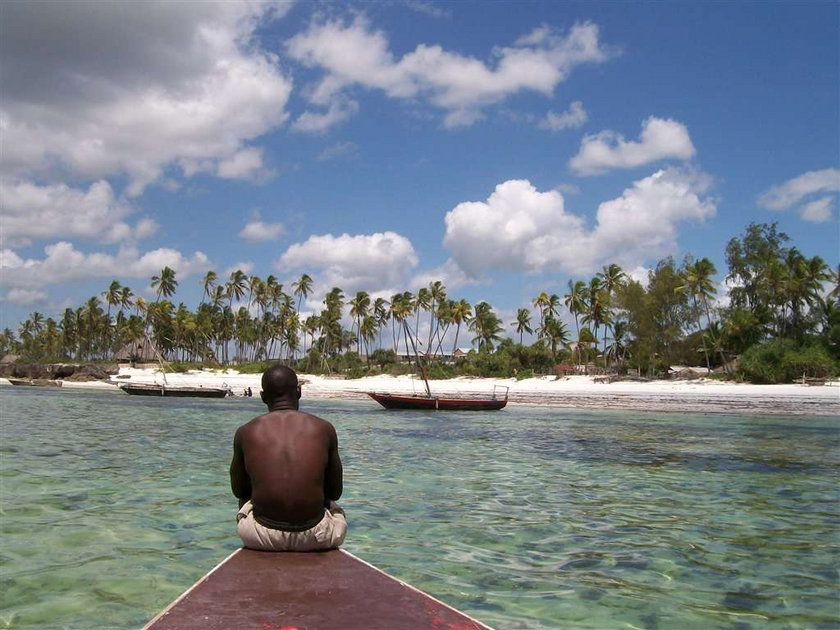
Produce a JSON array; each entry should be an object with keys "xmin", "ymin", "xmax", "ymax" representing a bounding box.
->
[
  {"xmin": 324, "ymin": 424, "xmax": 343, "ymax": 503},
  {"xmin": 230, "ymin": 427, "xmax": 251, "ymax": 508}
]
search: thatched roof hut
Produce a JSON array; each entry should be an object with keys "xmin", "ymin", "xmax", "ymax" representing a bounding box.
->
[{"xmin": 114, "ymin": 338, "xmax": 159, "ymax": 363}]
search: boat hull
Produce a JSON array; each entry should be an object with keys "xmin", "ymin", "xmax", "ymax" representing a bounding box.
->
[
  {"xmin": 8, "ymin": 377, "xmax": 62, "ymax": 387},
  {"xmin": 119, "ymin": 384, "xmax": 229, "ymax": 398},
  {"xmin": 367, "ymin": 392, "xmax": 507, "ymax": 411}
]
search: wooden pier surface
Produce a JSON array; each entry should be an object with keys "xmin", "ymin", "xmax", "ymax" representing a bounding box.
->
[{"xmin": 143, "ymin": 547, "xmax": 493, "ymax": 629}]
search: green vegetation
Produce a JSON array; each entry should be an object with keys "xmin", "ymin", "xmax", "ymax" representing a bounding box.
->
[
  {"xmin": 739, "ymin": 340, "xmax": 835, "ymax": 384},
  {"xmin": 2, "ymin": 222, "xmax": 837, "ymax": 384}
]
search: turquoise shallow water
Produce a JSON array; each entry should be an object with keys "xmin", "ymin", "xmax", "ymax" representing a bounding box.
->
[{"xmin": 1, "ymin": 386, "xmax": 838, "ymax": 629}]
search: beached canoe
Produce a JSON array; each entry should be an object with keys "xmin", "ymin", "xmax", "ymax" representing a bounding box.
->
[
  {"xmin": 7, "ymin": 377, "xmax": 62, "ymax": 387},
  {"xmin": 367, "ymin": 391, "xmax": 507, "ymax": 411},
  {"xmin": 118, "ymin": 383, "xmax": 230, "ymax": 398},
  {"xmin": 143, "ymin": 547, "xmax": 493, "ymax": 629}
]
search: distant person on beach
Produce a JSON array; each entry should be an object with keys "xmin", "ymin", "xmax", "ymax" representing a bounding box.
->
[{"xmin": 230, "ymin": 365, "xmax": 346, "ymax": 551}]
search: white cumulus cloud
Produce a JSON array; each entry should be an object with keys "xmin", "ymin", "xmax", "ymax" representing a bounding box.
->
[
  {"xmin": 287, "ymin": 18, "xmax": 612, "ymax": 129},
  {"xmin": 239, "ymin": 212, "xmax": 286, "ymax": 242},
  {"xmin": 0, "ymin": 242, "xmax": 210, "ymax": 289},
  {"xmin": 758, "ymin": 168, "xmax": 840, "ymax": 222},
  {"xmin": 569, "ymin": 117, "xmax": 696, "ymax": 176},
  {"xmin": 540, "ymin": 101, "xmax": 588, "ymax": 130},
  {"xmin": 217, "ymin": 147, "xmax": 270, "ymax": 181},
  {"xmin": 2, "ymin": 288, "xmax": 48, "ymax": 305},
  {"xmin": 443, "ymin": 169, "xmax": 716, "ymax": 278},
  {"xmin": 0, "ymin": 1, "xmax": 292, "ymax": 195},
  {"xmin": 410, "ymin": 258, "xmax": 484, "ymax": 292},
  {"xmin": 0, "ymin": 180, "xmax": 157, "ymax": 247},
  {"xmin": 277, "ymin": 231, "xmax": 419, "ymax": 295},
  {"xmin": 292, "ymin": 98, "xmax": 360, "ymax": 134},
  {"xmin": 798, "ymin": 197, "xmax": 835, "ymax": 223}
]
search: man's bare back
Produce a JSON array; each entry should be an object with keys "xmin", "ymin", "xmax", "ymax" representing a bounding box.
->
[
  {"xmin": 230, "ymin": 366, "xmax": 343, "ymax": 528},
  {"xmin": 232, "ymin": 409, "xmax": 340, "ymax": 524}
]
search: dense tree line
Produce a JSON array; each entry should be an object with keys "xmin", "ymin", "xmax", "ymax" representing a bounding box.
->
[{"xmin": 3, "ymin": 223, "xmax": 837, "ymax": 382}]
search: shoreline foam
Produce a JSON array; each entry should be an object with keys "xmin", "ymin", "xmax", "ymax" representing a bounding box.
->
[{"xmin": 3, "ymin": 367, "xmax": 837, "ymax": 416}]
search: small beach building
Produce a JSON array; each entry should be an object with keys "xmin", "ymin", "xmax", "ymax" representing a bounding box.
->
[{"xmin": 114, "ymin": 338, "xmax": 160, "ymax": 365}]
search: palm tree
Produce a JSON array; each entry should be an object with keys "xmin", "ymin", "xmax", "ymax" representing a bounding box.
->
[
  {"xmin": 532, "ymin": 292, "xmax": 551, "ymax": 333},
  {"xmin": 210, "ymin": 285, "xmax": 226, "ymax": 310},
  {"xmin": 349, "ymin": 291, "xmax": 371, "ymax": 354},
  {"xmin": 226, "ymin": 269, "xmax": 248, "ymax": 309},
  {"xmin": 320, "ymin": 287, "xmax": 345, "ymax": 361},
  {"xmin": 28, "ymin": 311, "xmax": 45, "ymax": 335},
  {"xmin": 512, "ymin": 308, "xmax": 533, "ymax": 344},
  {"xmin": 598, "ymin": 264, "xmax": 626, "ymax": 298},
  {"xmin": 564, "ymin": 280, "xmax": 587, "ymax": 350},
  {"xmin": 134, "ymin": 296, "xmax": 147, "ymax": 320},
  {"xmin": 426, "ymin": 280, "xmax": 446, "ymax": 353},
  {"xmin": 373, "ymin": 297, "xmax": 389, "ymax": 350},
  {"xmin": 359, "ymin": 315, "xmax": 378, "ymax": 363},
  {"xmin": 605, "ymin": 320, "xmax": 629, "ymax": 368},
  {"xmin": 119, "ymin": 286, "xmax": 134, "ymax": 315},
  {"xmin": 449, "ymin": 299, "xmax": 472, "ymax": 357},
  {"xmin": 201, "ymin": 270, "xmax": 218, "ymax": 305},
  {"xmin": 469, "ymin": 302, "xmax": 503, "ymax": 352},
  {"xmin": 799, "ymin": 255, "xmax": 831, "ymax": 331},
  {"xmin": 59, "ymin": 309, "xmax": 77, "ymax": 359},
  {"xmin": 82, "ymin": 297, "xmax": 104, "ymax": 359},
  {"xmin": 389, "ymin": 292, "xmax": 413, "ymax": 356},
  {"xmin": 102, "ymin": 280, "xmax": 122, "ymax": 320},
  {"xmin": 431, "ymin": 299, "xmax": 453, "ymax": 356},
  {"xmin": 293, "ymin": 273, "xmax": 313, "ymax": 314},
  {"xmin": 302, "ymin": 315, "xmax": 320, "ymax": 357},
  {"xmin": 541, "ymin": 316, "xmax": 569, "ymax": 361},
  {"xmin": 828, "ymin": 264, "xmax": 840, "ymax": 303},
  {"xmin": 677, "ymin": 258, "xmax": 717, "ymax": 371},
  {"xmin": 283, "ymin": 311, "xmax": 301, "ymax": 361},
  {"xmin": 0, "ymin": 327, "xmax": 18, "ymax": 355},
  {"xmin": 414, "ymin": 287, "xmax": 431, "ymax": 352},
  {"xmin": 598, "ymin": 264, "xmax": 625, "ymax": 364},
  {"xmin": 101, "ymin": 280, "xmax": 123, "ymax": 354},
  {"xmin": 151, "ymin": 266, "xmax": 178, "ymax": 300},
  {"xmin": 571, "ymin": 327, "xmax": 598, "ymax": 372}
]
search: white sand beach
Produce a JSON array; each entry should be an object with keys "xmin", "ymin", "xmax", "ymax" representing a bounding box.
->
[{"xmin": 7, "ymin": 367, "xmax": 837, "ymax": 416}]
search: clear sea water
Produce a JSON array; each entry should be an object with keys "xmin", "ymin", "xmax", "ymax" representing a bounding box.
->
[{"xmin": 1, "ymin": 386, "xmax": 838, "ymax": 630}]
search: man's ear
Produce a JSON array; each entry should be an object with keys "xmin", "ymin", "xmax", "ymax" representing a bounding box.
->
[{"xmin": 260, "ymin": 390, "xmax": 268, "ymax": 404}]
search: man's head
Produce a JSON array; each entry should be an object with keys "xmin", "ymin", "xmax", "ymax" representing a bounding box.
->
[{"xmin": 260, "ymin": 364, "xmax": 301, "ymax": 409}]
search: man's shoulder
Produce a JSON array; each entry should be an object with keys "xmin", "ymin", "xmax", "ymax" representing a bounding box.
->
[
  {"xmin": 235, "ymin": 413, "xmax": 271, "ymax": 434},
  {"xmin": 295, "ymin": 410, "xmax": 335, "ymax": 430},
  {"xmin": 242, "ymin": 409, "xmax": 332, "ymax": 427}
]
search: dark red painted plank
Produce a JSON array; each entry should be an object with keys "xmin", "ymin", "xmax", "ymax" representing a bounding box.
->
[{"xmin": 143, "ymin": 548, "xmax": 493, "ymax": 630}]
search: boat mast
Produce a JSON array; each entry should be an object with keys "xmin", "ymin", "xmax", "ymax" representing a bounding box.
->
[
  {"xmin": 402, "ymin": 321, "xmax": 432, "ymax": 397},
  {"xmin": 144, "ymin": 330, "xmax": 171, "ymax": 387}
]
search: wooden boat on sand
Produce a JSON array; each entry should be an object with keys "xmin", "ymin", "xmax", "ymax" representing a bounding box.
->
[
  {"xmin": 118, "ymin": 382, "xmax": 231, "ymax": 398},
  {"xmin": 8, "ymin": 377, "xmax": 62, "ymax": 387},
  {"xmin": 368, "ymin": 389, "xmax": 508, "ymax": 411},
  {"xmin": 143, "ymin": 547, "xmax": 493, "ymax": 629},
  {"xmin": 116, "ymin": 332, "xmax": 231, "ymax": 398},
  {"xmin": 367, "ymin": 321, "xmax": 508, "ymax": 411}
]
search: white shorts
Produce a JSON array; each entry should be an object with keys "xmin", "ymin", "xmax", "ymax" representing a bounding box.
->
[{"xmin": 236, "ymin": 500, "xmax": 347, "ymax": 552}]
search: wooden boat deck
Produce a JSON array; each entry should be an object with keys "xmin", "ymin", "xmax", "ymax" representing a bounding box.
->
[{"xmin": 143, "ymin": 547, "xmax": 493, "ymax": 630}]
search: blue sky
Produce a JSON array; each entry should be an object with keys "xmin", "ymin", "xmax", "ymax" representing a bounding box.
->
[{"xmin": 1, "ymin": 0, "xmax": 838, "ymax": 336}]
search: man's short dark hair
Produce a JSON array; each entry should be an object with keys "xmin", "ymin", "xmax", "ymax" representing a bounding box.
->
[{"xmin": 261, "ymin": 364, "xmax": 298, "ymax": 397}]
